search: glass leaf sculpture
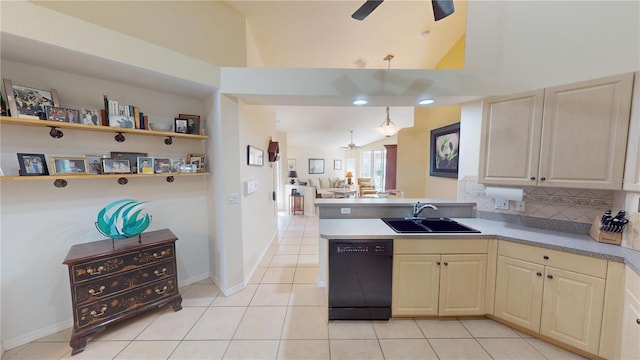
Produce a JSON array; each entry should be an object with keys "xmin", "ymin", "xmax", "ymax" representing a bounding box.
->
[{"xmin": 96, "ymin": 199, "xmax": 151, "ymax": 239}]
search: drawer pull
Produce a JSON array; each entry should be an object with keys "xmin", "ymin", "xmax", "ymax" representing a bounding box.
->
[
  {"xmin": 86, "ymin": 266, "xmax": 106, "ymax": 275},
  {"xmin": 547, "ymin": 274, "xmax": 554, "ymax": 279},
  {"xmin": 153, "ymin": 251, "xmax": 168, "ymax": 259},
  {"xmin": 90, "ymin": 306, "xmax": 107, "ymax": 317},
  {"xmin": 543, "ymin": 255, "xmax": 549, "ymax": 260},
  {"xmin": 436, "ymin": 261, "xmax": 441, "ymax": 266},
  {"xmin": 154, "ymin": 268, "xmax": 167, "ymax": 276},
  {"xmin": 88, "ymin": 286, "xmax": 106, "ymax": 296},
  {"xmin": 530, "ymin": 177, "xmax": 536, "ymax": 180},
  {"xmin": 155, "ymin": 286, "xmax": 168, "ymax": 295},
  {"xmin": 540, "ymin": 177, "xmax": 546, "ymax": 181},
  {"xmin": 636, "ymin": 319, "xmax": 640, "ymax": 325},
  {"xmin": 536, "ymin": 272, "xmax": 542, "ymax": 277},
  {"xmin": 443, "ymin": 262, "xmax": 448, "ymax": 266}
]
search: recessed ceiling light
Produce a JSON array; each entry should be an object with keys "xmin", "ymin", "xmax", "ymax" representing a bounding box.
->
[
  {"xmin": 353, "ymin": 99, "xmax": 368, "ymax": 105},
  {"xmin": 418, "ymin": 99, "xmax": 435, "ymax": 105}
]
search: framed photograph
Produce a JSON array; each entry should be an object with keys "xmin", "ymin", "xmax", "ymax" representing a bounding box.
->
[
  {"xmin": 44, "ymin": 106, "xmax": 80, "ymax": 123},
  {"xmin": 84, "ymin": 155, "xmax": 105, "ymax": 174},
  {"xmin": 309, "ymin": 158, "xmax": 325, "ymax": 174},
  {"xmin": 430, "ymin": 122, "xmax": 460, "ymax": 178},
  {"xmin": 171, "ymin": 158, "xmax": 185, "ymax": 173},
  {"xmin": 175, "ymin": 118, "xmax": 188, "ymax": 134},
  {"xmin": 3, "ymin": 79, "xmax": 59, "ymax": 119},
  {"xmin": 50, "ymin": 157, "xmax": 89, "ymax": 175},
  {"xmin": 154, "ymin": 158, "xmax": 171, "ymax": 173},
  {"xmin": 187, "ymin": 153, "xmax": 205, "ymax": 172},
  {"xmin": 287, "ymin": 159, "xmax": 296, "ymax": 171},
  {"xmin": 247, "ymin": 145, "xmax": 264, "ymax": 166},
  {"xmin": 16, "ymin": 153, "xmax": 49, "ymax": 176},
  {"xmin": 333, "ymin": 159, "xmax": 342, "ymax": 170},
  {"xmin": 81, "ymin": 108, "xmax": 101, "ymax": 126},
  {"xmin": 110, "ymin": 151, "xmax": 146, "ymax": 174},
  {"xmin": 102, "ymin": 159, "xmax": 131, "ymax": 174},
  {"xmin": 178, "ymin": 113, "xmax": 201, "ymax": 135},
  {"xmin": 137, "ymin": 156, "xmax": 154, "ymax": 174}
]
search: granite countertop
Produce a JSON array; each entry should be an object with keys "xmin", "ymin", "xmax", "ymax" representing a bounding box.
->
[
  {"xmin": 314, "ymin": 197, "xmax": 474, "ymax": 206},
  {"xmin": 319, "ymin": 217, "xmax": 640, "ymax": 275}
]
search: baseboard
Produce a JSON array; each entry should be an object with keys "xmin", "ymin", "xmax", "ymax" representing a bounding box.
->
[
  {"xmin": 4, "ymin": 318, "xmax": 72, "ymax": 351},
  {"xmin": 178, "ymin": 272, "xmax": 211, "ymax": 287}
]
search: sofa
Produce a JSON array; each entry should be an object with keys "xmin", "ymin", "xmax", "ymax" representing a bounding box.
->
[{"xmin": 306, "ymin": 177, "xmax": 348, "ymax": 198}]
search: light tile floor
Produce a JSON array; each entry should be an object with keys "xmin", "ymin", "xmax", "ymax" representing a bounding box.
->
[{"xmin": 2, "ymin": 213, "xmax": 587, "ymax": 360}]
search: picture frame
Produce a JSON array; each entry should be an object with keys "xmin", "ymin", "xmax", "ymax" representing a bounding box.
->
[
  {"xmin": 309, "ymin": 158, "xmax": 325, "ymax": 174},
  {"xmin": 3, "ymin": 79, "xmax": 59, "ymax": 119},
  {"xmin": 247, "ymin": 145, "xmax": 264, "ymax": 167},
  {"xmin": 175, "ymin": 118, "xmax": 188, "ymax": 134},
  {"xmin": 178, "ymin": 113, "xmax": 201, "ymax": 135},
  {"xmin": 16, "ymin": 153, "xmax": 49, "ymax": 176},
  {"xmin": 187, "ymin": 153, "xmax": 205, "ymax": 172},
  {"xmin": 430, "ymin": 122, "xmax": 460, "ymax": 178},
  {"xmin": 110, "ymin": 151, "xmax": 146, "ymax": 174},
  {"xmin": 50, "ymin": 157, "xmax": 89, "ymax": 175},
  {"xmin": 102, "ymin": 159, "xmax": 131, "ymax": 174},
  {"xmin": 44, "ymin": 106, "xmax": 80, "ymax": 123},
  {"xmin": 171, "ymin": 158, "xmax": 185, "ymax": 173},
  {"xmin": 333, "ymin": 159, "xmax": 342, "ymax": 170},
  {"xmin": 137, "ymin": 156, "xmax": 154, "ymax": 174},
  {"xmin": 287, "ymin": 159, "xmax": 296, "ymax": 171},
  {"xmin": 154, "ymin": 157, "xmax": 171, "ymax": 174},
  {"xmin": 81, "ymin": 108, "xmax": 101, "ymax": 126},
  {"xmin": 84, "ymin": 154, "xmax": 105, "ymax": 174}
]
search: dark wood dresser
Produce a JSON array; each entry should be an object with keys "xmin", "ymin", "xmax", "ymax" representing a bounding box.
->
[{"xmin": 63, "ymin": 229, "xmax": 182, "ymax": 355}]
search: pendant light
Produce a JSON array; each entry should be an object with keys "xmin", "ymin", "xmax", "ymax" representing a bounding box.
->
[{"xmin": 375, "ymin": 54, "xmax": 401, "ymax": 137}]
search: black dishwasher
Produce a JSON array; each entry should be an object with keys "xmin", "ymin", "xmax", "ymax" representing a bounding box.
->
[{"xmin": 328, "ymin": 239, "xmax": 393, "ymax": 320}]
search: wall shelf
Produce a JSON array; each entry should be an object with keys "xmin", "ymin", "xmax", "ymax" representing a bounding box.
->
[
  {"xmin": 0, "ymin": 116, "xmax": 208, "ymax": 141},
  {"xmin": 0, "ymin": 172, "xmax": 209, "ymax": 187}
]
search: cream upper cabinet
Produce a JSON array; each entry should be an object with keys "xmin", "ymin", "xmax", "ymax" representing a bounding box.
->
[
  {"xmin": 479, "ymin": 90, "xmax": 544, "ymax": 186},
  {"xmin": 623, "ymin": 71, "xmax": 640, "ymax": 192},
  {"xmin": 620, "ymin": 266, "xmax": 640, "ymax": 359},
  {"xmin": 480, "ymin": 73, "xmax": 634, "ymax": 190},
  {"xmin": 494, "ymin": 255, "xmax": 544, "ymax": 332}
]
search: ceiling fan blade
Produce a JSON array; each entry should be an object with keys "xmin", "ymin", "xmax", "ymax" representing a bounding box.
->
[
  {"xmin": 351, "ymin": 0, "xmax": 384, "ymax": 21},
  {"xmin": 432, "ymin": 0, "xmax": 455, "ymax": 21}
]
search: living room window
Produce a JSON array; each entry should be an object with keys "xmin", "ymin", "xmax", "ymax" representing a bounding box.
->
[{"xmin": 361, "ymin": 149, "xmax": 386, "ymax": 191}]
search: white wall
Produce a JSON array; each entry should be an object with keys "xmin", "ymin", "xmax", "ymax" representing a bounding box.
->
[
  {"xmin": 287, "ymin": 146, "xmax": 347, "ymax": 183},
  {"xmin": 458, "ymin": 100, "xmax": 482, "ymax": 179}
]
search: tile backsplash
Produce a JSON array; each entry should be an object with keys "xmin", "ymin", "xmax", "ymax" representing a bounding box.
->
[{"xmin": 459, "ymin": 176, "xmax": 613, "ymax": 225}]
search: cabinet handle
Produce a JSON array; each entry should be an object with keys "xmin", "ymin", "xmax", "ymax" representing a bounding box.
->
[
  {"xmin": 547, "ymin": 275, "xmax": 553, "ymax": 279},
  {"xmin": 636, "ymin": 318, "xmax": 640, "ymax": 325},
  {"xmin": 543, "ymin": 255, "xmax": 549, "ymax": 260},
  {"xmin": 154, "ymin": 268, "xmax": 167, "ymax": 276},
  {"xmin": 540, "ymin": 177, "xmax": 546, "ymax": 181},
  {"xmin": 536, "ymin": 272, "xmax": 542, "ymax": 277},
  {"xmin": 153, "ymin": 251, "xmax": 168, "ymax": 259},
  {"xmin": 90, "ymin": 306, "xmax": 107, "ymax": 317},
  {"xmin": 155, "ymin": 286, "xmax": 168, "ymax": 295},
  {"xmin": 86, "ymin": 266, "xmax": 105, "ymax": 275},
  {"xmin": 443, "ymin": 262, "xmax": 448, "ymax": 266},
  {"xmin": 530, "ymin": 177, "xmax": 536, "ymax": 180},
  {"xmin": 88, "ymin": 286, "xmax": 106, "ymax": 296},
  {"xmin": 437, "ymin": 261, "xmax": 441, "ymax": 265}
]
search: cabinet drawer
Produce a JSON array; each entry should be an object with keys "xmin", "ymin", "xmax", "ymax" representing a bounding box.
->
[
  {"xmin": 71, "ymin": 244, "xmax": 174, "ymax": 283},
  {"xmin": 74, "ymin": 260, "xmax": 175, "ymax": 305},
  {"xmin": 75, "ymin": 277, "xmax": 177, "ymax": 328},
  {"xmin": 395, "ymin": 239, "xmax": 488, "ymax": 254},
  {"xmin": 498, "ymin": 241, "xmax": 607, "ymax": 278}
]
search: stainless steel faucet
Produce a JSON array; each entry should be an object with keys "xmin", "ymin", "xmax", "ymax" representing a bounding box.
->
[{"xmin": 413, "ymin": 202, "xmax": 438, "ymax": 218}]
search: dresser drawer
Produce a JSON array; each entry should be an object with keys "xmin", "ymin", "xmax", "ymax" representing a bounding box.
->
[
  {"xmin": 74, "ymin": 260, "xmax": 176, "ymax": 305},
  {"xmin": 71, "ymin": 244, "xmax": 174, "ymax": 283},
  {"xmin": 75, "ymin": 277, "xmax": 177, "ymax": 328},
  {"xmin": 498, "ymin": 241, "xmax": 607, "ymax": 278}
]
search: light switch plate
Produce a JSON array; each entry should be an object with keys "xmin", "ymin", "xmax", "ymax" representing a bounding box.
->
[
  {"xmin": 340, "ymin": 208, "xmax": 351, "ymax": 214},
  {"xmin": 515, "ymin": 201, "xmax": 525, "ymax": 211},
  {"xmin": 227, "ymin": 193, "xmax": 239, "ymax": 204},
  {"xmin": 495, "ymin": 199, "xmax": 509, "ymax": 210}
]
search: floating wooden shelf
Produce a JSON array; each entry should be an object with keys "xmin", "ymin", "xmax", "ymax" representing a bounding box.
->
[
  {"xmin": 0, "ymin": 172, "xmax": 209, "ymax": 182},
  {"xmin": 0, "ymin": 116, "xmax": 208, "ymax": 140}
]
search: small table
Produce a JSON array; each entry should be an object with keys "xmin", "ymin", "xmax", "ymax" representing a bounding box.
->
[
  {"xmin": 331, "ymin": 189, "xmax": 357, "ymax": 198},
  {"xmin": 290, "ymin": 194, "xmax": 304, "ymax": 215}
]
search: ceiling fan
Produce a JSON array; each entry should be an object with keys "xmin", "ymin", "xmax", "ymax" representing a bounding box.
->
[
  {"xmin": 352, "ymin": 0, "xmax": 455, "ymax": 21},
  {"xmin": 341, "ymin": 130, "xmax": 361, "ymax": 150}
]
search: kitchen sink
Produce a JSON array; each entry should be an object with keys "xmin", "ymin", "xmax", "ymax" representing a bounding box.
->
[{"xmin": 381, "ymin": 217, "xmax": 480, "ymax": 233}]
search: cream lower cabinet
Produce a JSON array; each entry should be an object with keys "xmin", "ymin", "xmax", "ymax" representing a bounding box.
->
[
  {"xmin": 620, "ymin": 266, "xmax": 640, "ymax": 359},
  {"xmin": 392, "ymin": 239, "xmax": 488, "ymax": 317},
  {"xmin": 494, "ymin": 241, "xmax": 608, "ymax": 355}
]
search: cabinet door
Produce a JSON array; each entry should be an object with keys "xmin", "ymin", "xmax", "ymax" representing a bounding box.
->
[
  {"xmin": 438, "ymin": 254, "xmax": 487, "ymax": 316},
  {"xmin": 494, "ymin": 256, "xmax": 544, "ymax": 332},
  {"xmin": 392, "ymin": 254, "xmax": 440, "ymax": 316},
  {"xmin": 539, "ymin": 73, "xmax": 633, "ymax": 190},
  {"xmin": 540, "ymin": 266, "xmax": 605, "ymax": 354},
  {"xmin": 623, "ymin": 71, "xmax": 640, "ymax": 191},
  {"xmin": 620, "ymin": 288, "xmax": 640, "ymax": 359},
  {"xmin": 478, "ymin": 90, "xmax": 544, "ymax": 186}
]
